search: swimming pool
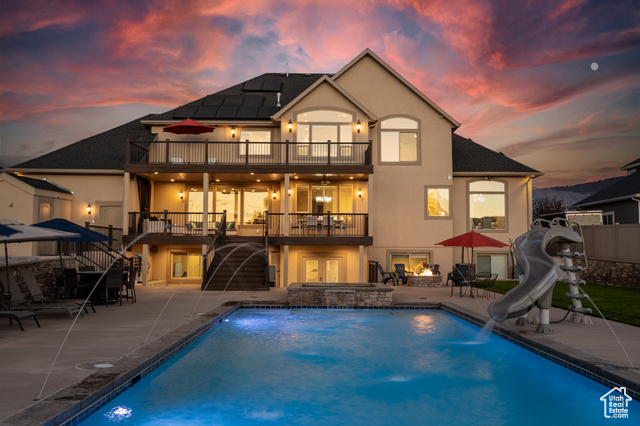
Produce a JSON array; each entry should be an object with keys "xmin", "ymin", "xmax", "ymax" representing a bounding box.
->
[{"xmin": 82, "ymin": 309, "xmax": 636, "ymax": 425}]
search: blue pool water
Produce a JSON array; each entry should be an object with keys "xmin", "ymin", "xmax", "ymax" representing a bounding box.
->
[{"xmin": 83, "ymin": 310, "xmax": 636, "ymax": 425}]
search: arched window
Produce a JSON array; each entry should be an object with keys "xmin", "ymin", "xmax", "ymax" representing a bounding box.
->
[
  {"xmin": 295, "ymin": 109, "xmax": 354, "ymax": 158},
  {"xmin": 380, "ymin": 116, "xmax": 419, "ymax": 163}
]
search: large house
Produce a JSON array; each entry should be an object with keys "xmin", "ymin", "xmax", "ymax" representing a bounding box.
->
[{"xmin": 4, "ymin": 49, "xmax": 541, "ymax": 288}]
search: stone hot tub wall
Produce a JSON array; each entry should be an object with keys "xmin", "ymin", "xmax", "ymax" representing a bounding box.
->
[{"xmin": 287, "ymin": 282, "xmax": 393, "ymax": 307}]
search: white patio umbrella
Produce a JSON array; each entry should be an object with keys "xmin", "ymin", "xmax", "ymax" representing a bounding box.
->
[{"xmin": 0, "ymin": 220, "xmax": 80, "ymax": 300}]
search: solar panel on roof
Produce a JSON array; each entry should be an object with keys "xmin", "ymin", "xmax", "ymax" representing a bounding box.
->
[
  {"xmin": 215, "ymin": 106, "xmax": 239, "ymax": 119},
  {"xmin": 172, "ymin": 106, "xmax": 199, "ymax": 119},
  {"xmin": 194, "ymin": 106, "xmax": 219, "ymax": 119},
  {"xmin": 202, "ymin": 95, "xmax": 225, "ymax": 105},
  {"xmin": 257, "ymin": 106, "xmax": 281, "ymax": 119},
  {"xmin": 223, "ymin": 95, "xmax": 244, "ymax": 106},
  {"xmin": 242, "ymin": 95, "xmax": 264, "ymax": 106},
  {"xmin": 261, "ymin": 81, "xmax": 282, "ymax": 92},
  {"xmin": 236, "ymin": 106, "xmax": 259, "ymax": 119},
  {"xmin": 243, "ymin": 80, "xmax": 264, "ymax": 91}
]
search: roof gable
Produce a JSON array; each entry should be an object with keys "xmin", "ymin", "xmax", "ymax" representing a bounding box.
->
[
  {"xmin": 332, "ymin": 48, "xmax": 460, "ymax": 128},
  {"xmin": 271, "ymin": 75, "xmax": 377, "ymax": 122},
  {"xmin": 573, "ymin": 171, "xmax": 640, "ymax": 207}
]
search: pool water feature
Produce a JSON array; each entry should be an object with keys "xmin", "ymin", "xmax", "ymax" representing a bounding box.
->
[{"xmin": 82, "ymin": 310, "xmax": 637, "ymax": 425}]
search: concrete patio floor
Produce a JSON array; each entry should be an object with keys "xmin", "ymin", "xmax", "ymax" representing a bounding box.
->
[{"xmin": 1, "ymin": 284, "xmax": 639, "ymax": 424}]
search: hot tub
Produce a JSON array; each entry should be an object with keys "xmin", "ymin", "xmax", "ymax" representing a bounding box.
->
[{"xmin": 287, "ymin": 282, "xmax": 393, "ymax": 308}]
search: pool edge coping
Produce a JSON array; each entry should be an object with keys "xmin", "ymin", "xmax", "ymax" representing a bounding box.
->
[{"xmin": 3, "ymin": 301, "xmax": 638, "ymax": 425}]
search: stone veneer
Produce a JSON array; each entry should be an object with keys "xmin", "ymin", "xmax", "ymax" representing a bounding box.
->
[
  {"xmin": 407, "ymin": 275, "xmax": 442, "ymax": 287},
  {"xmin": 573, "ymin": 258, "xmax": 640, "ymax": 288},
  {"xmin": 287, "ymin": 282, "xmax": 393, "ymax": 307},
  {"xmin": 2, "ymin": 257, "xmax": 76, "ymax": 299}
]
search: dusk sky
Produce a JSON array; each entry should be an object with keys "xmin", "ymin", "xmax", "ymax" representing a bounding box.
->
[{"xmin": 1, "ymin": 0, "xmax": 638, "ymax": 188}]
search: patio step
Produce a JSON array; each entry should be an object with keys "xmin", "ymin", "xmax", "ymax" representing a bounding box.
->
[{"xmin": 203, "ymin": 237, "xmax": 268, "ymax": 291}]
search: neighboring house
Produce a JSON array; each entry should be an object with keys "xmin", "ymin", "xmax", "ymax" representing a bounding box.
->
[
  {"xmin": 6, "ymin": 49, "xmax": 541, "ymax": 287},
  {"xmin": 0, "ymin": 172, "xmax": 73, "ymax": 256},
  {"xmin": 572, "ymin": 158, "xmax": 640, "ymax": 225}
]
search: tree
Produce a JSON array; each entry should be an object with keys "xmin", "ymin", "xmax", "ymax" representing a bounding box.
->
[{"xmin": 533, "ymin": 195, "xmax": 568, "ymax": 219}]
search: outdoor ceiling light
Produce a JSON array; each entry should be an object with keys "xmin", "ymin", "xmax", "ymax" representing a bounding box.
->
[
  {"xmin": 231, "ymin": 127, "xmax": 236, "ymax": 138},
  {"xmin": 356, "ymin": 120, "xmax": 362, "ymax": 133},
  {"xmin": 87, "ymin": 204, "xmax": 92, "ymax": 215},
  {"xmin": 179, "ymin": 190, "xmax": 184, "ymax": 200},
  {"xmin": 288, "ymin": 119, "xmax": 293, "ymax": 132},
  {"xmin": 358, "ymin": 188, "xmax": 363, "ymax": 198}
]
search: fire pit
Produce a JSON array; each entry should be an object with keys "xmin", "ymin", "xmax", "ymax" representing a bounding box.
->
[{"xmin": 407, "ymin": 270, "xmax": 442, "ymax": 287}]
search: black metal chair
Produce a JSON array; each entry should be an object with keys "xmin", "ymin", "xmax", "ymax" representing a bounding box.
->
[
  {"xmin": 122, "ymin": 266, "xmax": 138, "ymax": 303},
  {"xmin": 104, "ymin": 267, "xmax": 124, "ymax": 306}
]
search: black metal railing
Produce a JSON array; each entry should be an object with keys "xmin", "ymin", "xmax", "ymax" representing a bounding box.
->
[
  {"xmin": 127, "ymin": 140, "xmax": 372, "ymax": 166},
  {"xmin": 87, "ymin": 224, "xmax": 123, "ymax": 250},
  {"xmin": 266, "ymin": 212, "xmax": 368, "ymax": 237},
  {"xmin": 127, "ymin": 211, "xmax": 226, "ymax": 235}
]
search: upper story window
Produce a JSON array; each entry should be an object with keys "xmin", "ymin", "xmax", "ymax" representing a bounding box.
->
[
  {"xmin": 295, "ymin": 109, "xmax": 354, "ymax": 157},
  {"xmin": 426, "ymin": 187, "xmax": 450, "ymax": 217},
  {"xmin": 380, "ymin": 117, "xmax": 419, "ymax": 163},
  {"xmin": 469, "ymin": 180, "xmax": 506, "ymax": 230},
  {"xmin": 239, "ymin": 130, "xmax": 271, "ymax": 156}
]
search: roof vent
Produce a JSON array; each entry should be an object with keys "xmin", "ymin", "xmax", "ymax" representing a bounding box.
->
[{"xmin": 276, "ymin": 92, "xmax": 281, "ymax": 107}]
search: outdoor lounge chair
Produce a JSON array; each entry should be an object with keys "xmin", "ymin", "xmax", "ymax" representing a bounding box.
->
[
  {"xmin": 0, "ymin": 273, "xmax": 81, "ymax": 319},
  {"xmin": 19, "ymin": 269, "xmax": 95, "ymax": 313},
  {"xmin": 0, "ymin": 309, "xmax": 41, "ymax": 331},
  {"xmin": 394, "ymin": 264, "xmax": 409, "ymax": 285},
  {"xmin": 377, "ymin": 264, "xmax": 399, "ymax": 286}
]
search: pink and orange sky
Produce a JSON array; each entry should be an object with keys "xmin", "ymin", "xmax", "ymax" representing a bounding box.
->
[{"xmin": 1, "ymin": 0, "xmax": 638, "ymax": 187}]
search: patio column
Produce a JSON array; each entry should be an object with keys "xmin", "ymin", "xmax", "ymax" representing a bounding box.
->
[
  {"xmin": 202, "ymin": 173, "xmax": 209, "ymax": 236},
  {"xmin": 283, "ymin": 245, "xmax": 289, "ymax": 287},
  {"xmin": 367, "ymin": 175, "xmax": 374, "ymax": 237},
  {"xmin": 123, "ymin": 172, "xmax": 130, "ymax": 236},
  {"xmin": 284, "ymin": 173, "xmax": 290, "ymax": 236},
  {"xmin": 359, "ymin": 245, "xmax": 364, "ymax": 282},
  {"xmin": 142, "ymin": 243, "xmax": 148, "ymax": 286}
]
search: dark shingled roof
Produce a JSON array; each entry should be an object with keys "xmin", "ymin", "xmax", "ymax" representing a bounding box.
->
[
  {"xmin": 3, "ymin": 172, "xmax": 72, "ymax": 194},
  {"xmin": 452, "ymin": 134, "xmax": 541, "ymax": 174},
  {"xmin": 11, "ymin": 115, "xmax": 156, "ymax": 170},
  {"xmin": 572, "ymin": 171, "xmax": 640, "ymax": 207},
  {"xmin": 152, "ymin": 73, "xmax": 326, "ymax": 121},
  {"xmin": 621, "ymin": 157, "xmax": 640, "ymax": 171}
]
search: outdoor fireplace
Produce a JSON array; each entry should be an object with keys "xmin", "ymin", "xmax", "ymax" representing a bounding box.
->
[{"xmin": 407, "ymin": 268, "xmax": 442, "ymax": 287}]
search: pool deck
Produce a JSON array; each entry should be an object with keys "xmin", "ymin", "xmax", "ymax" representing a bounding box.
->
[{"xmin": 1, "ymin": 284, "xmax": 639, "ymax": 424}]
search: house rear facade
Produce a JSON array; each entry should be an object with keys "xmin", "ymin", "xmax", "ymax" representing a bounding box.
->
[{"xmin": 6, "ymin": 49, "xmax": 541, "ymax": 288}]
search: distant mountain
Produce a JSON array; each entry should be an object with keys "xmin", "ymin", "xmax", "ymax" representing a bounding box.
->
[{"xmin": 533, "ymin": 176, "xmax": 625, "ymax": 207}]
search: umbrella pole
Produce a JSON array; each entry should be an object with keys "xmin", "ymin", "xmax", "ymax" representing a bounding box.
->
[{"xmin": 4, "ymin": 242, "xmax": 11, "ymax": 302}]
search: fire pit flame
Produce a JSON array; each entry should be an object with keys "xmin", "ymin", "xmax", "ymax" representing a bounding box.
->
[{"xmin": 418, "ymin": 268, "xmax": 433, "ymax": 276}]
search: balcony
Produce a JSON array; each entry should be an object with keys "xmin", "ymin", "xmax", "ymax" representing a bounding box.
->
[
  {"xmin": 126, "ymin": 140, "xmax": 373, "ymax": 174},
  {"xmin": 124, "ymin": 211, "xmax": 371, "ymax": 246}
]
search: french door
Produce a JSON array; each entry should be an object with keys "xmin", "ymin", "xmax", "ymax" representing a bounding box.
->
[{"xmin": 303, "ymin": 258, "xmax": 341, "ymax": 283}]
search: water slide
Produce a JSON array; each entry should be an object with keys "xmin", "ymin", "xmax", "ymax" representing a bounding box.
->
[{"xmin": 488, "ymin": 219, "xmax": 584, "ymax": 331}]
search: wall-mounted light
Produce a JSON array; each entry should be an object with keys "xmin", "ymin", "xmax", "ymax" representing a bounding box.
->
[
  {"xmin": 356, "ymin": 120, "xmax": 362, "ymax": 133},
  {"xmin": 179, "ymin": 190, "xmax": 184, "ymax": 200},
  {"xmin": 288, "ymin": 119, "xmax": 293, "ymax": 133},
  {"xmin": 230, "ymin": 127, "xmax": 236, "ymax": 138},
  {"xmin": 272, "ymin": 191, "xmax": 277, "ymax": 199},
  {"xmin": 288, "ymin": 188, "xmax": 292, "ymax": 195},
  {"xmin": 358, "ymin": 188, "xmax": 363, "ymax": 198},
  {"xmin": 87, "ymin": 204, "xmax": 92, "ymax": 215}
]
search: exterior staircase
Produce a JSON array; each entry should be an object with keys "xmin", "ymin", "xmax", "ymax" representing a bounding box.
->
[{"xmin": 202, "ymin": 236, "xmax": 268, "ymax": 291}]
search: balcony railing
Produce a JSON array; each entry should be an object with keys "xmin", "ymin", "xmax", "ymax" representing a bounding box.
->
[
  {"xmin": 127, "ymin": 211, "xmax": 368, "ymax": 238},
  {"xmin": 127, "ymin": 140, "xmax": 372, "ymax": 166},
  {"xmin": 127, "ymin": 211, "xmax": 226, "ymax": 235},
  {"xmin": 267, "ymin": 212, "xmax": 368, "ymax": 237}
]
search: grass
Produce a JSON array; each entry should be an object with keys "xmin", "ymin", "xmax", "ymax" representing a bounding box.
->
[{"xmin": 493, "ymin": 281, "xmax": 640, "ymax": 328}]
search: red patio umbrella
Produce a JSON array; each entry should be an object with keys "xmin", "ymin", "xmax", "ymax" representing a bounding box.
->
[
  {"xmin": 436, "ymin": 230, "xmax": 509, "ymax": 274},
  {"xmin": 163, "ymin": 118, "xmax": 215, "ymax": 139}
]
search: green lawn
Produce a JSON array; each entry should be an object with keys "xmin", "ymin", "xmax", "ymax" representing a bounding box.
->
[{"xmin": 493, "ymin": 281, "xmax": 640, "ymax": 328}]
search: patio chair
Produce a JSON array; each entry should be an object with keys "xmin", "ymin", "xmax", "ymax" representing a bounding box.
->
[
  {"xmin": 472, "ymin": 272, "xmax": 498, "ymax": 299},
  {"xmin": 377, "ymin": 264, "xmax": 399, "ymax": 286},
  {"xmin": 394, "ymin": 264, "xmax": 409, "ymax": 285},
  {"xmin": 449, "ymin": 270, "xmax": 471, "ymax": 297},
  {"xmin": 122, "ymin": 266, "xmax": 139, "ymax": 303},
  {"xmin": 321, "ymin": 216, "xmax": 335, "ymax": 235},
  {"xmin": 305, "ymin": 216, "xmax": 318, "ymax": 235},
  {"xmin": 0, "ymin": 272, "xmax": 82, "ymax": 319},
  {"xmin": 0, "ymin": 306, "xmax": 41, "ymax": 331},
  {"xmin": 19, "ymin": 269, "xmax": 95, "ymax": 313},
  {"xmin": 104, "ymin": 267, "xmax": 125, "ymax": 306},
  {"xmin": 430, "ymin": 264, "xmax": 441, "ymax": 275}
]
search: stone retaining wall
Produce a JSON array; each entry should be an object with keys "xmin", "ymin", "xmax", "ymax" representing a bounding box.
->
[
  {"xmin": 574, "ymin": 258, "xmax": 640, "ymax": 288},
  {"xmin": 287, "ymin": 283, "xmax": 393, "ymax": 307},
  {"xmin": 2, "ymin": 258, "xmax": 76, "ymax": 299}
]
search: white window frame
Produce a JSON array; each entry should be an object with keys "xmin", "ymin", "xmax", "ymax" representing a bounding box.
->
[{"xmin": 379, "ymin": 115, "xmax": 420, "ymax": 164}]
